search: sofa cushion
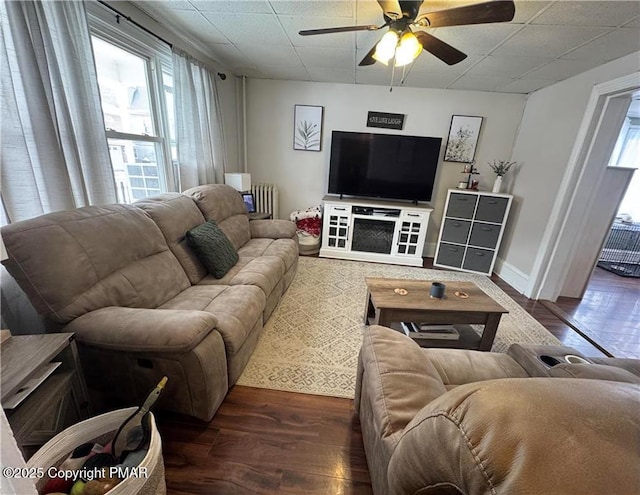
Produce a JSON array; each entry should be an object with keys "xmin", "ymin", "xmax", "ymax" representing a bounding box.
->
[
  {"xmin": 1, "ymin": 205, "xmax": 190, "ymax": 323},
  {"xmin": 186, "ymin": 220, "xmax": 239, "ymax": 278},
  {"xmin": 135, "ymin": 193, "xmax": 208, "ymax": 284},
  {"xmin": 356, "ymin": 326, "xmax": 448, "ymax": 445},
  {"xmin": 238, "ymin": 238, "xmax": 298, "ymax": 271},
  {"xmin": 158, "ymin": 284, "xmax": 265, "ymax": 357},
  {"xmin": 422, "ymin": 348, "xmax": 529, "ymax": 389},
  {"xmin": 183, "ymin": 184, "xmax": 251, "ymax": 250},
  {"xmin": 198, "ymin": 256, "xmax": 286, "ymax": 298},
  {"xmin": 388, "ymin": 378, "xmax": 640, "ymax": 495}
]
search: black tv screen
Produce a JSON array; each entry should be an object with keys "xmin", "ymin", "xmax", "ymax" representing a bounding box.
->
[{"xmin": 328, "ymin": 131, "xmax": 442, "ymax": 202}]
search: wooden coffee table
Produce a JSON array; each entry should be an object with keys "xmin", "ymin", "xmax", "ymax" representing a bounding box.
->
[{"xmin": 363, "ymin": 278, "xmax": 508, "ymax": 350}]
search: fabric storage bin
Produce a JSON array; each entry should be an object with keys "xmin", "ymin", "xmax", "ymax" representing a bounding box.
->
[{"xmin": 27, "ymin": 407, "xmax": 166, "ymax": 495}]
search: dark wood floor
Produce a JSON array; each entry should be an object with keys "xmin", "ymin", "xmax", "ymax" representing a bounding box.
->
[
  {"xmin": 158, "ymin": 260, "xmax": 639, "ymax": 494},
  {"xmin": 157, "ymin": 387, "xmax": 372, "ymax": 495}
]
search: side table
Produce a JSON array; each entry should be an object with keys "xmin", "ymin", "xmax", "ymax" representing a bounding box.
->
[{"xmin": 1, "ymin": 333, "xmax": 91, "ymax": 457}]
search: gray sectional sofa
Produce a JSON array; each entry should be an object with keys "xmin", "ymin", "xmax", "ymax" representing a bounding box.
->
[{"xmin": 1, "ymin": 184, "xmax": 298, "ymax": 421}]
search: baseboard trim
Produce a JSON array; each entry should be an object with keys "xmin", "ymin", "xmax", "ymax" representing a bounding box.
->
[{"xmin": 494, "ymin": 258, "xmax": 529, "ymax": 295}]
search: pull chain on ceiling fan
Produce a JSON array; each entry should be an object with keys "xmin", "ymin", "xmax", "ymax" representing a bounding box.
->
[{"xmin": 299, "ymin": 0, "xmax": 516, "ymax": 68}]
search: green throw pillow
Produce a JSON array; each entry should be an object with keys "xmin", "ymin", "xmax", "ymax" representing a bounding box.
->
[{"xmin": 186, "ymin": 220, "xmax": 239, "ymax": 278}]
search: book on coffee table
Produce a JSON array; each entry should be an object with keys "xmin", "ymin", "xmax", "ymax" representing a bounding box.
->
[{"xmin": 400, "ymin": 322, "xmax": 461, "ymax": 340}]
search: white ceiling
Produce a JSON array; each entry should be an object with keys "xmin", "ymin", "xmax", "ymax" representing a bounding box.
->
[{"xmin": 136, "ymin": 0, "xmax": 640, "ymax": 94}]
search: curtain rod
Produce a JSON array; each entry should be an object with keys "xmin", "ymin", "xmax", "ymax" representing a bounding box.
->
[
  {"xmin": 97, "ymin": 0, "xmax": 173, "ymax": 48},
  {"xmin": 95, "ymin": 0, "xmax": 227, "ymax": 80}
]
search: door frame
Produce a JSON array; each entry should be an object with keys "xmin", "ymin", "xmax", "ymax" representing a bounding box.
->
[{"xmin": 526, "ymin": 72, "xmax": 640, "ymax": 301}]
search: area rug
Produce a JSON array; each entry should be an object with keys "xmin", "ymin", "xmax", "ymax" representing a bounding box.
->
[{"xmin": 236, "ymin": 257, "xmax": 561, "ymax": 398}]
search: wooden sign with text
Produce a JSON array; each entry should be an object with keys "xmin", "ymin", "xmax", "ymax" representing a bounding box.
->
[{"xmin": 367, "ymin": 111, "xmax": 405, "ymax": 130}]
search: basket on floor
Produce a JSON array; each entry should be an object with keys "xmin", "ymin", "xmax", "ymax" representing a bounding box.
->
[{"xmin": 27, "ymin": 407, "xmax": 166, "ymax": 495}]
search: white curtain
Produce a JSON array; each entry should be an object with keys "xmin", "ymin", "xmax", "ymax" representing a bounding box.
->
[
  {"xmin": 0, "ymin": 0, "xmax": 116, "ymax": 223},
  {"xmin": 172, "ymin": 47, "xmax": 226, "ymax": 190}
]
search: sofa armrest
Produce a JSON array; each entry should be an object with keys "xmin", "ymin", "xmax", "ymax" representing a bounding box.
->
[
  {"xmin": 250, "ymin": 219, "xmax": 296, "ymax": 239},
  {"xmin": 548, "ymin": 363, "xmax": 640, "ymax": 383},
  {"xmin": 65, "ymin": 307, "xmax": 218, "ymax": 353}
]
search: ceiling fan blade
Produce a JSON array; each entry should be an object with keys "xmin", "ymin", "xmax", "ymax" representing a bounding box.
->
[
  {"xmin": 359, "ymin": 43, "xmax": 379, "ymax": 66},
  {"xmin": 417, "ymin": 0, "xmax": 515, "ymax": 28},
  {"xmin": 377, "ymin": 0, "xmax": 402, "ymax": 18},
  {"xmin": 299, "ymin": 24, "xmax": 382, "ymax": 36},
  {"xmin": 415, "ymin": 31, "xmax": 467, "ymax": 65}
]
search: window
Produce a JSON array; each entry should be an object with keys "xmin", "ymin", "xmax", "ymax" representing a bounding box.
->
[{"xmin": 88, "ymin": 4, "xmax": 175, "ymax": 203}]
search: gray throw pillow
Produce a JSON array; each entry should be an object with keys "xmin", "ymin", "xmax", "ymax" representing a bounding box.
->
[{"xmin": 186, "ymin": 220, "xmax": 239, "ymax": 278}]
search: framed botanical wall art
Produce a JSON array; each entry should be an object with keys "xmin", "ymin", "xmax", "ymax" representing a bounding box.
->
[
  {"xmin": 444, "ymin": 115, "xmax": 483, "ymax": 163},
  {"xmin": 294, "ymin": 105, "xmax": 323, "ymax": 151}
]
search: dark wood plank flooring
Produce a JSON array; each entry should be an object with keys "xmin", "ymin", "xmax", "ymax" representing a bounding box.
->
[
  {"xmin": 158, "ymin": 260, "xmax": 638, "ymax": 494},
  {"xmin": 157, "ymin": 387, "xmax": 372, "ymax": 495},
  {"xmin": 550, "ymin": 267, "xmax": 639, "ymax": 359}
]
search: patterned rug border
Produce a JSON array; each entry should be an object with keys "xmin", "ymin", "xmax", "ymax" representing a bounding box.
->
[{"xmin": 236, "ymin": 257, "xmax": 560, "ymax": 399}]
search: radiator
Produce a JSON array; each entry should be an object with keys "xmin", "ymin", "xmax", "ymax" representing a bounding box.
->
[{"xmin": 251, "ymin": 183, "xmax": 279, "ymax": 219}]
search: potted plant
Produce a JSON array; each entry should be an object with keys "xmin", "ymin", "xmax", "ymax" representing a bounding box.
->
[{"xmin": 488, "ymin": 160, "xmax": 517, "ymax": 192}]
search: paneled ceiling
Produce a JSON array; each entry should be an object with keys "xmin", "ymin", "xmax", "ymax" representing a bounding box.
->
[{"xmin": 136, "ymin": 0, "xmax": 640, "ymax": 94}]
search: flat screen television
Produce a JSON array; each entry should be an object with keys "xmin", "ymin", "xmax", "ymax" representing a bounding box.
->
[{"xmin": 328, "ymin": 131, "xmax": 442, "ymax": 202}]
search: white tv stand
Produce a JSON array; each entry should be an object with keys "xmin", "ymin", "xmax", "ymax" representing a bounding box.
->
[{"xmin": 320, "ymin": 195, "xmax": 432, "ymax": 267}]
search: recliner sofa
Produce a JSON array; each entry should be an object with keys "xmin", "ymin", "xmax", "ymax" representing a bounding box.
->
[
  {"xmin": 356, "ymin": 325, "xmax": 640, "ymax": 495},
  {"xmin": 1, "ymin": 184, "xmax": 298, "ymax": 421}
]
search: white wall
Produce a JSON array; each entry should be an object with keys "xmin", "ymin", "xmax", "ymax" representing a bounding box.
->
[
  {"xmin": 500, "ymin": 52, "xmax": 640, "ymax": 289},
  {"xmin": 245, "ymin": 79, "xmax": 526, "ymax": 251}
]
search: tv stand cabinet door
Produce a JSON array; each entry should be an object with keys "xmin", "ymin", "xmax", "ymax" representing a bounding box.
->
[
  {"xmin": 322, "ymin": 204, "xmax": 352, "ymax": 250},
  {"xmin": 392, "ymin": 210, "xmax": 429, "ymax": 258}
]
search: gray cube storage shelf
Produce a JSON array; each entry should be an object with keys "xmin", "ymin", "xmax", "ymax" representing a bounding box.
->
[{"xmin": 435, "ymin": 190, "xmax": 512, "ymax": 275}]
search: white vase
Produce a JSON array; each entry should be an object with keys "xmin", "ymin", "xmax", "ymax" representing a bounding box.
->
[{"xmin": 492, "ymin": 176, "xmax": 503, "ymax": 193}]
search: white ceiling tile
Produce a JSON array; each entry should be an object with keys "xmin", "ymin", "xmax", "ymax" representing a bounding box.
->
[
  {"xmin": 429, "ymin": 24, "xmax": 524, "ymax": 56},
  {"xmin": 295, "ymin": 47, "xmax": 355, "ymax": 69},
  {"xmin": 355, "ymin": 66, "xmax": 398, "ymax": 86},
  {"xmin": 280, "ymin": 15, "xmax": 358, "ymax": 47},
  {"xmin": 235, "ymin": 43, "xmax": 301, "ymax": 66},
  {"xmin": 306, "ymin": 67, "xmax": 356, "ymax": 83},
  {"xmin": 257, "ymin": 66, "xmax": 310, "ymax": 80},
  {"xmin": 562, "ymin": 28, "xmax": 640, "ymax": 62},
  {"xmin": 531, "ymin": 1, "xmax": 640, "ymax": 27},
  {"xmin": 401, "ymin": 70, "xmax": 459, "ymax": 89},
  {"xmin": 496, "ymin": 77, "xmax": 555, "ymax": 93},
  {"xmin": 511, "ymin": 1, "xmax": 552, "ymax": 24},
  {"xmin": 623, "ymin": 15, "xmax": 640, "ymax": 28},
  {"xmin": 232, "ymin": 66, "xmax": 267, "ymax": 77},
  {"xmin": 466, "ymin": 54, "xmax": 550, "ymax": 78},
  {"xmin": 492, "ymin": 25, "xmax": 611, "ymax": 58},
  {"xmin": 190, "ymin": 1, "xmax": 272, "ymax": 13},
  {"xmin": 206, "ymin": 43, "xmax": 255, "ymax": 67},
  {"xmin": 271, "ymin": 1, "xmax": 354, "ymax": 18},
  {"xmin": 448, "ymin": 74, "xmax": 509, "ymax": 91},
  {"xmin": 201, "ymin": 12, "xmax": 291, "ymax": 45},
  {"xmin": 137, "ymin": 1, "xmax": 195, "ymax": 11},
  {"xmin": 523, "ymin": 58, "xmax": 605, "ymax": 81},
  {"xmin": 149, "ymin": 9, "xmax": 230, "ymax": 44}
]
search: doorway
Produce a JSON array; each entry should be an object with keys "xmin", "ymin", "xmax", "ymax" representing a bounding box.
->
[{"xmin": 597, "ymin": 99, "xmax": 640, "ymax": 278}]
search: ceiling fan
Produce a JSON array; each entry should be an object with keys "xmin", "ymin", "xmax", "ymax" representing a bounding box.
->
[{"xmin": 299, "ymin": 0, "xmax": 516, "ymax": 67}]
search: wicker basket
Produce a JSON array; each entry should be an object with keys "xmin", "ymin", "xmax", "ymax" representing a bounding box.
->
[{"xmin": 27, "ymin": 407, "xmax": 166, "ymax": 495}]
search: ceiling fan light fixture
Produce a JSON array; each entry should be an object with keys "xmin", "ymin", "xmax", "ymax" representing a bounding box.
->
[
  {"xmin": 394, "ymin": 31, "xmax": 422, "ymax": 67},
  {"xmin": 372, "ymin": 30, "xmax": 399, "ymax": 65}
]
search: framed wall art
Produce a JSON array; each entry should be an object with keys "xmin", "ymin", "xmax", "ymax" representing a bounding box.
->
[
  {"xmin": 444, "ymin": 115, "xmax": 483, "ymax": 163},
  {"xmin": 294, "ymin": 105, "xmax": 323, "ymax": 151}
]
